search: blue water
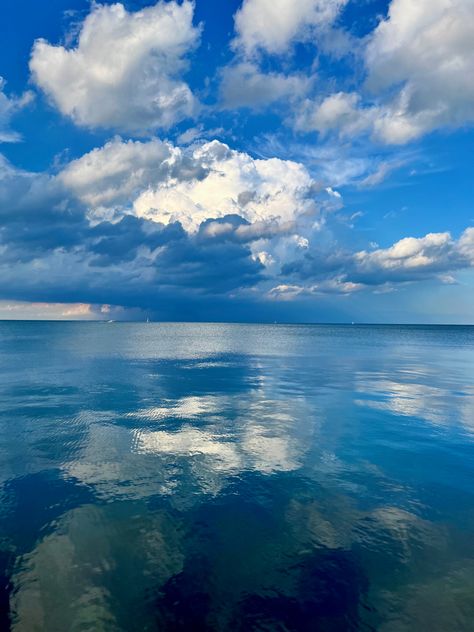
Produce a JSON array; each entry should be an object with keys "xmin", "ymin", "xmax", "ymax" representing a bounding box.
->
[{"xmin": 0, "ymin": 322, "xmax": 473, "ymax": 631}]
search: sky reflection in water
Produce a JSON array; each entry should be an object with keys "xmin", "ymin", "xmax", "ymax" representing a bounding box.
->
[{"xmin": 0, "ymin": 323, "xmax": 473, "ymax": 631}]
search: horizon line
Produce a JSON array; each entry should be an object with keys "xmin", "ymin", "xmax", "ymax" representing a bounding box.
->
[{"xmin": 0, "ymin": 320, "xmax": 473, "ymax": 327}]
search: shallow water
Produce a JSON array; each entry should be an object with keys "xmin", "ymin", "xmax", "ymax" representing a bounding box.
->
[{"xmin": 0, "ymin": 322, "xmax": 473, "ymax": 631}]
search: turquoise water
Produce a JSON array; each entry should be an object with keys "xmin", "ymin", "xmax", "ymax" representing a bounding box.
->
[{"xmin": 0, "ymin": 322, "xmax": 473, "ymax": 631}]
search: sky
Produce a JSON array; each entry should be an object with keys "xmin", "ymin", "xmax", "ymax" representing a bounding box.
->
[{"xmin": 0, "ymin": 0, "xmax": 473, "ymax": 323}]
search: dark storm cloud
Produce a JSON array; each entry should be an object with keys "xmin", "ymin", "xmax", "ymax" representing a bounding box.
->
[
  {"xmin": 88, "ymin": 217, "xmax": 186, "ymax": 266},
  {"xmin": 0, "ymin": 158, "xmax": 265, "ymax": 313}
]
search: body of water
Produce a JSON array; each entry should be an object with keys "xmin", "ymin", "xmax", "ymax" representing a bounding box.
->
[{"xmin": 0, "ymin": 322, "xmax": 473, "ymax": 631}]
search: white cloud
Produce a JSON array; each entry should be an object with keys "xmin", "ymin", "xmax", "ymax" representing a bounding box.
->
[
  {"xmin": 268, "ymin": 284, "xmax": 306, "ymax": 300},
  {"xmin": 255, "ymin": 134, "xmax": 387, "ymax": 190},
  {"xmin": 281, "ymin": 228, "xmax": 474, "ymax": 294},
  {"xmin": 134, "ymin": 140, "xmax": 319, "ymax": 231},
  {"xmin": 59, "ymin": 137, "xmax": 178, "ymax": 210},
  {"xmin": 233, "ymin": 0, "xmax": 348, "ymax": 56},
  {"xmin": 176, "ymin": 125, "xmax": 225, "ymax": 145},
  {"xmin": 0, "ymin": 85, "xmax": 19, "ymax": 143},
  {"xmin": 295, "ymin": 90, "xmax": 429, "ymax": 145},
  {"xmin": 61, "ymin": 137, "xmax": 320, "ymax": 233},
  {"xmin": 357, "ymin": 161, "xmax": 400, "ymax": 188},
  {"xmin": 365, "ymin": 0, "xmax": 474, "ymax": 140},
  {"xmin": 295, "ymin": 0, "xmax": 474, "ymax": 144},
  {"xmin": 354, "ymin": 231, "xmax": 474, "ymax": 279},
  {"xmin": 219, "ymin": 62, "xmax": 312, "ymax": 109},
  {"xmin": 30, "ymin": 1, "xmax": 200, "ymax": 133},
  {"xmin": 268, "ymin": 278, "xmax": 363, "ymax": 299},
  {"xmin": 56, "ymin": 137, "xmax": 337, "ymax": 282},
  {"xmin": 295, "ymin": 92, "xmax": 375, "ymax": 137},
  {"xmin": 0, "ymin": 78, "xmax": 33, "ymax": 143}
]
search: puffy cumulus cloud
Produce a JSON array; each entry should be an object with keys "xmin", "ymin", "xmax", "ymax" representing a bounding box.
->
[
  {"xmin": 298, "ymin": 0, "xmax": 474, "ymax": 143},
  {"xmin": 0, "ymin": 153, "xmax": 265, "ymax": 313},
  {"xmin": 283, "ymin": 228, "xmax": 474, "ymax": 292},
  {"xmin": 295, "ymin": 92, "xmax": 376, "ymax": 138},
  {"xmin": 0, "ymin": 78, "xmax": 34, "ymax": 143},
  {"xmin": 294, "ymin": 90, "xmax": 436, "ymax": 145},
  {"xmin": 295, "ymin": 91, "xmax": 419, "ymax": 145},
  {"xmin": 233, "ymin": 0, "xmax": 348, "ymax": 56},
  {"xmin": 365, "ymin": 0, "xmax": 474, "ymax": 141},
  {"xmin": 133, "ymin": 140, "xmax": 320, "ymax": 232},
  {"xmin": 222, "ymin": 1, "xmax": 350, "ymax": 114},
  {"xmin": 354, "ymin": 230, "xmax": 474, "ymax": 283},
  {"xmin": 59, "ymin": 137, "xmax": 206, "ymax": 214},
  {"xmin": 30, "ymin": 1, "xmax": 200, "ymax": 133},
  {"xmin": 219, "ymin": 62, "xmax": 312, "ymax": 110},
  {"xmin": 1, "ymin": 137, "xmax": 339, "ymax": 315},
  {"xmin": 61, "ymin": 137, "xmax": 321, "ymax": 233}
]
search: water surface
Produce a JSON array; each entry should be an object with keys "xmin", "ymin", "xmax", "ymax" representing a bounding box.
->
[{"xmin": 0, "ymin": 322, "xmax": 473, "ymax": 631}]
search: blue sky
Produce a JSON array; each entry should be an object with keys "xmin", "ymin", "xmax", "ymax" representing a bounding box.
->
[{"xmin": 0, "ymin": 0, "xmax": 473, "ymax": 322}]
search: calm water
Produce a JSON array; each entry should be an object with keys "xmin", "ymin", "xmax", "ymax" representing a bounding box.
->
[{"xmin": 0, "ymin": 322, "xmax": 473, "ymax": 631}]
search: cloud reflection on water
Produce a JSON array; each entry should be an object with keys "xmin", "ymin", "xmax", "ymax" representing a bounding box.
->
[
  {"xmin": 355, "ymin": 372, "xmax": 474, "ymax": 434},
  {"xmin": 1, "ymin": 323, "xmax": 474, "ymax": 630}
]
